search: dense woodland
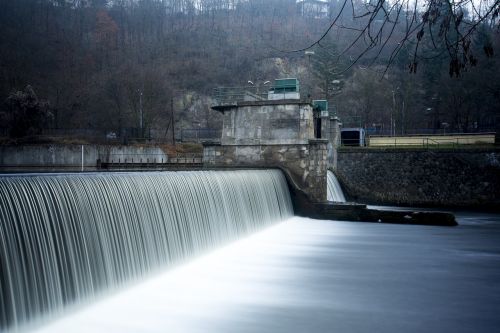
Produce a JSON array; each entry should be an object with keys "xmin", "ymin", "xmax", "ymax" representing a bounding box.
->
[{"xmin": 0, "ymin": 0, "xmax": 499, "ymax": 141}]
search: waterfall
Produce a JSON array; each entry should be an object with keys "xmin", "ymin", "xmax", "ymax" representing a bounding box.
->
[
  {"xmin": 0, "ymin": 170, "xmax": 293, "ymax": 331},
  {"xmin": 327, "ymin": 170, "xmax": 346, "ymax": 202}
]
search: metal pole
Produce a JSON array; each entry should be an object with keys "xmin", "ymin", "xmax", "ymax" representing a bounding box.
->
[
  {"xmin": 81, "ymin": 145, "xmax": 84, "ymax": 172},
  {"xmin": 139, "ymin": 90, "xmax": 143, "ymax": 138},
  {"xmin": 401, "ymin": 100, "xmax": 405, "ymax": 135},
  {"xmin": 390, "ymin": 113, "xmax": 393, "ymax": 137},
  {"xmin": 392, "ymin": 90, "xmax": 395, "ymax": 136},
  {"xmin": 171, "ymin": 97, "xmax": 175, "ymax": 148}
]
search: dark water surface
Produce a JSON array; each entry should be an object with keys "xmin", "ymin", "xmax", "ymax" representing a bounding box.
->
[{"xmin": 33, "ymin": 212, "xmax": 500, "ymax": 333}]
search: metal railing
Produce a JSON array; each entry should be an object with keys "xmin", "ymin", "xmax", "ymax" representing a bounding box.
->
[
  {"xmin": 101, "ymin": 153, "xmax": 203, "ymax": 165},
  {"xmin": 0, "ymin": 127, "xmax": 177, "ymax": 144},
  {"xmin": 365, "ymin": 128, "xmax": 498, "ymax": 136},
  {"xmin": 366, "ymin": 133, "xmax": 496, "ymax": 149},
  {"xmin": 169, "ymin": 154, "xmax": 203, "ymax": 164},
  {"xmin": 212, "ymin": 86, "xmax": 269, "ymax": 106}
]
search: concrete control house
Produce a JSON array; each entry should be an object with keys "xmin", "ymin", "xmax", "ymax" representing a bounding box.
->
[{"xmin": 204, "ymin": 78, "xmax": 340, "ymax": 203}]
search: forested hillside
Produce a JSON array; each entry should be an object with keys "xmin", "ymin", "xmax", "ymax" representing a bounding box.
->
[{"xmin": 0, "ymin": 0, "xmax": 498, "ymax": 141}]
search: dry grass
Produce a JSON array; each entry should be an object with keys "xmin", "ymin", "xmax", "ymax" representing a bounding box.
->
[{"xmin": 158, "ymin": 143, "xmax": 203, "ymax": 155}]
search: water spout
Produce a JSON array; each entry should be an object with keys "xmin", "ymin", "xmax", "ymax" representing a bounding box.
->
[{"xmin": 327, "ymin": 170, "xmax": 346, "ymax": 202}]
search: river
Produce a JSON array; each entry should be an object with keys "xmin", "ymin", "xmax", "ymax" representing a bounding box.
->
[{"xmin": 31, "ymin": 210, "xmax": 500, "ymax": 333}]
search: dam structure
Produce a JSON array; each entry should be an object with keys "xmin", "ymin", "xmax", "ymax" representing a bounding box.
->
[
  {"xmin": 0, "ymin": 79, "xmax": 459, "ymax": 332},
  {"xmin": 0, "ymin": 170, "xmax": 293, "ymax": 331},
  {"xmin": 205, "ymin": 81, "xmax": 456, "ymax": 226},
  {"xmin": 205, "ymin": 79, "xmax": 340, "ymax": 205}
]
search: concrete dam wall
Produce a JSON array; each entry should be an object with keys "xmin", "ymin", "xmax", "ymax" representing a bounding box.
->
[
  {"xmin": 2, "ymin": 143, "xmax": 499, "ymax": 209},
  {"xmin": 0, "ymin": 145, "xmax": 168, "ymax": 171},
  {"xmin": 336, "ymin": 148, "xmax": 500, "ymax": 208}
]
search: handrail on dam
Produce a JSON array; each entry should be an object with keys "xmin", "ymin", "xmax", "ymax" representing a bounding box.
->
[
  {"xmin": 360, "ymin": 132, "xmax": 496, "ymax": 149},
  {"xmin": 102, "ymin": 153, "xmax": 203, "ymax": 165},
  {"xmin": 212, "ymin": 86, "xmax": 269, "ymax": 106}
]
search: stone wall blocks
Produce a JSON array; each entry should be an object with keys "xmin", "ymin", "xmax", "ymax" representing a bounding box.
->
[{"xmin": 337, "ymin": 150, "xmax": 500, "ymax": 208}]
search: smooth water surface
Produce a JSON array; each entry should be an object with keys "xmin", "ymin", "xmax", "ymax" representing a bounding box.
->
[{"xmin": 32, "ymin": 212, "xmax": 500, "ymax": 333}]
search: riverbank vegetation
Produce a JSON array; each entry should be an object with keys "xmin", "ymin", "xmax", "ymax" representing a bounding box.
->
[{"xmin": 0, "ymin": 0, "xmax": 498, "ymax": 142}]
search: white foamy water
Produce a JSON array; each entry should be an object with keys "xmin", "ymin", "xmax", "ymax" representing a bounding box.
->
[
  {"xmin": 327, "ymin": 170, "xmax": 346, "ymax": 202},
  {"xmin": 0, "ymin": 170, "xmax": 293, "ymax": 331},
  {"xmin": 31, "ymin": 214, "xmax": 500, "ymax": 333}
]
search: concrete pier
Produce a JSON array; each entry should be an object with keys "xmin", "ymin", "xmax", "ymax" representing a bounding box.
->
[{"xmin": 206, "ymin": 98, "xmax": 329, "ymax": 202}]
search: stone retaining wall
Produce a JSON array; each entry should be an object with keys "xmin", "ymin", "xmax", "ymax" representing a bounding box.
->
[{"xmin": 336, "ymin": 148, "xmax": 500, "ymax": 208}]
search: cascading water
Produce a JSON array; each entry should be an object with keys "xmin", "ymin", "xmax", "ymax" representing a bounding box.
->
[
  {"xmin": 327, "ymin": 170, "xmax": 346, "ymax": 202},
  {"xmin": 0, "ymin": 170, "xmax": 293, "ymax": 332}
]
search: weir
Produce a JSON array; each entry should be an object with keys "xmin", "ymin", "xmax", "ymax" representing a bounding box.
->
[
  {"xmin": 327, "ymin": 170, "xmax": 346, "ymax": 203},
  {"xmin": 0, "ymin": 170, "xmax": 293, "ymax": 331}
]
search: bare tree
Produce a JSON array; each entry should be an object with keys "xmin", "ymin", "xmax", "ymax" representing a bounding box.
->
[
  {"xmin": 280, "ymin": 0, "xmax": 499, "ymax": 75},
  {"xmin": 2, "ymin": 86, "xmax": 53, "ymax": 138}
]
